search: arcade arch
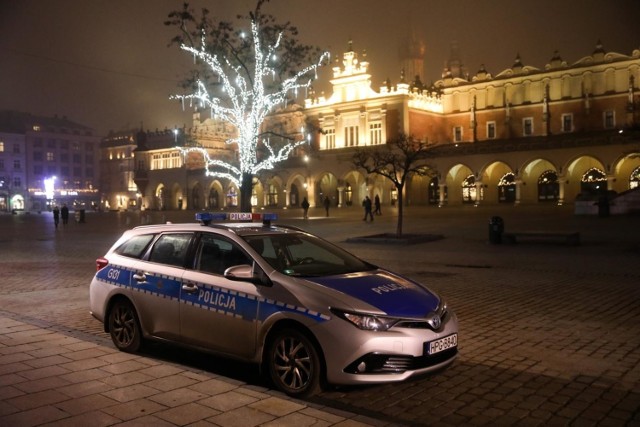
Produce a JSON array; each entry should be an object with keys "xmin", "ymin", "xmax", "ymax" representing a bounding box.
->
[
  {"xmin": 316, "ymin": 172, "xmax": 339, "ymax": 207},
  {"xmin": 565, "ymin": 156, "xmax": 606, "ymax": 200},
  {"xmin": 207, "ymin": 181, "xmax": 224, "ymax": 210},
  {"xmin": 445, "ymin": 164, "xmax": 474, "ymax": 204}
]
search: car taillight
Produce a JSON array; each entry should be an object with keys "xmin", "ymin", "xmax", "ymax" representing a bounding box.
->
[{"xmin": 96, "ymin": 257, "xmax": 109, "ymax": 271}]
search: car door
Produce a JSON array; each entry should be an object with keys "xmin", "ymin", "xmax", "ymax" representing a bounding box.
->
[
  {"xmin": 180, "ymin": 232, "xmax": 260, "ymax": 358},
  {"xmin": 129, "ymin": 232, "xmax": 193, "ymax": 341}
]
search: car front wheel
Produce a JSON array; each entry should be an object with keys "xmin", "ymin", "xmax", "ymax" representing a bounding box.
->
[
  {"xmin": 108, "ymin": 299, "xmax": 142, "ymax": 353},
  {"xmin": 267, "ymin": 328, "xmax": 322, "ymax": 397}
]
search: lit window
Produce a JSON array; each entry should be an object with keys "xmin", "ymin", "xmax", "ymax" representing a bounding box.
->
[
  {"xmin": 603, "ymin": 110, "xmax": 615, "ymax": 129},
  {"xmin": 344, "ymin": 126, "xmax": 359, "ymax": 146},
  {"xmin": 453, "ymin": 126, "xmax": 463, "ymax": 142},
  {"xmin": 562, "ymin": 114, "xmax": 573, "ymax": 133},
  {"xmin": 323, "ymin": 128, "xmax": 335, "ymax": 149},
  {"xmin": 0, "ymin": 142, "xmax": 4, "ymax": 152},
  {"xmin": 523, "ymin": 118, "xmax": 533, "ymax": 136},
  {"xmin": 46, "ymin": 152, "xmax": 54, "ymax": 161},
  {"xmin": 487, "ymin": 122, "xmax": 496, "ymax": 139},
  {"xmin": 369, "ymin": 122, "xmax": 382, "ymax": 145}
]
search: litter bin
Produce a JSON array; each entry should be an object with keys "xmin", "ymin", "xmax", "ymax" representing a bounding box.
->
[
  {"xmin": 489, "ymin": 216, "xmax": 504, "ymax": 244},
  {"xmin": 596, "ymin": 196, "xmax": 610, "ymax": 218},
  {"xmin": 79, "ymin": 209, "xmax": 86, "ymax": 223}
]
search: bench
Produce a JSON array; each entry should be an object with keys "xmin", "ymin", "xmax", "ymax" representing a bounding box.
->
[{"xmin": 502, "ymin": 231, "xmax": 581, "ymax": 245}]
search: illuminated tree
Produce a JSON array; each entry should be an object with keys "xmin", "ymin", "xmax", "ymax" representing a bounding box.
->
[
  {"xmin": 352, "ymin": 133, "xmax": 435, "ymax": 237},
  {"xmin": 166, "ymin": 1, "xmax": 328, "ymax": 211}
]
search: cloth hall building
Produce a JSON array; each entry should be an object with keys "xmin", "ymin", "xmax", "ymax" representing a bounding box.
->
[{"xmin": 106, "ymin": 41, "xmax": 640, "ymax": 214}]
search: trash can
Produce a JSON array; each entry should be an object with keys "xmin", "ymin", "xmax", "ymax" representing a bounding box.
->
[
  {"xmin": 79, "ymin": 209, "xmax": 86, "ymax": 223},
  {"xmin": 489, "ymin": 216, "xmax": 504, "ymax": 244},
  {"xmin": 596, "ymin": 196, "xmax": 610, "ymax": 218}
]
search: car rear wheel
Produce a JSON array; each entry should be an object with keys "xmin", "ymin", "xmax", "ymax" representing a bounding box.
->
[
  {"xmin": 108, "ymin": 300, "xmax": 142, "ymax": 353},
  {"xmin": 267, "ymin": 328, "xmax": 322, "ymax": 397}
]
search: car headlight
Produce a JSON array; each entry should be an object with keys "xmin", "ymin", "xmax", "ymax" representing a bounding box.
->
[{"xmin": 331, "ymin": 308, "xmax": 398, "ymax": 331}]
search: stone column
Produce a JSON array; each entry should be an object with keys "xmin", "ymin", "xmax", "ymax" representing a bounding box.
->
[{"xmin": 438, "ymin": 183, "xmax": 447, "ymax": 207}]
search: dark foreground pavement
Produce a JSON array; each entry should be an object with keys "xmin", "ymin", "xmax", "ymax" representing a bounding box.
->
[{"xmin": 0, "ymin": 203, "xmax": 639, "ymax": 426}]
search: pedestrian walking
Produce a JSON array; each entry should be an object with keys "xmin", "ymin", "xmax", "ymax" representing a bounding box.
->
[
  {"xmin": 61, "ymin": 204, "xmax": 69, "ymax": 225},
  {"xmin": 52, "ymin": 206, "xmax": 60, "ymax": 229},
  {"xmin": 324, "ymin": 196, "xmax": 330, "ymax": 217},
  {"xmin": 374, "ymin": 194, "xmax": 382, "ymax": 215},
  {"xmin": 301, "ymin": 197, "xmax": 310, "ymax": 219},
  {"xmin": 362, "ymin": 196, "xmax": 374, "ymax": 222}
]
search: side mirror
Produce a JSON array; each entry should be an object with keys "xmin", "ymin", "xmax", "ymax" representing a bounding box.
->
[{"xmin": 224, "ymin": 264, "xmax": 271, "ymax": 286}]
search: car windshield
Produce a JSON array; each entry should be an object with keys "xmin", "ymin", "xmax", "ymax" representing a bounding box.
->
[{"xmin": 242, "ymin": 232, "xmax": 375, "ymax": 277}]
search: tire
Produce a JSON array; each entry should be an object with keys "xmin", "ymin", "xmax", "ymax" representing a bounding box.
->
[
  {"xmin": 108, "ymin": 299, "xmax": 142, "ymax": 353},
  {"xmin": 267, "ymin": 328, "xmax": 322, "ymax": 397}
]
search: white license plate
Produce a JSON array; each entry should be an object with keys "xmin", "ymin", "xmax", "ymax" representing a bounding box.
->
[{"xmin": 426, "ymin": 333, "xmax": 458, "ymax": 355}]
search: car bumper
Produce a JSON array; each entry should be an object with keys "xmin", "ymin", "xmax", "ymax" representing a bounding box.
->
[{"xmin": 317, "ymin": 312, "xmax": 459, "ymax": 385}]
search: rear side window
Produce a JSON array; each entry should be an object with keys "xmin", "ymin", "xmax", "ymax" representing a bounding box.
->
[
  {"xmin": 114, "ymin": 234, "xmax": 155, "ymax": 259},
  {"xmin": 149, "ymin": 233, "xmax": 193, "ymax": 268}
]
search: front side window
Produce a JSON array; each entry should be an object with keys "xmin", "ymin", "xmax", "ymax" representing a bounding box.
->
[{"xmin": 196, "ymin": 234, "xmax": 252, "ymax": 275}]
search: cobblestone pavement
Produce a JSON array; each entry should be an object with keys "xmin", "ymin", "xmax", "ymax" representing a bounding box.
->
[{"xmin": 0, "ymin": 204, "xmax": 639, "ymax": 426}]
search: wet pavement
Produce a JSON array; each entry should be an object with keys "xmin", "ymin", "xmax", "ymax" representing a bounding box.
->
[{"xmin": 0, "ymin": 203, "xmax": 639, "ymax": 426}]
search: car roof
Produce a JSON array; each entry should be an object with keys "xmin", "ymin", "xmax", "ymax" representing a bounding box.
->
[{"xmin": 130, "ymin": 222, "xmax": 304, "ymax": 237}]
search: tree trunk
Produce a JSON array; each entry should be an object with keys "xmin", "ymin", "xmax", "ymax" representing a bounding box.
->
[
  {"xmin": 240, "ymin": 172, "xmax": 253, "ymax": 212},
  {"xmin": 396, "ymin": 184, "xmax": 404, "ymax": 237}
]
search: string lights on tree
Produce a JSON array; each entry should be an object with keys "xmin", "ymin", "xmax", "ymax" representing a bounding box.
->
[{"xmin": 171, "ymin": 14, "xmax": 329, "ymax": 211}]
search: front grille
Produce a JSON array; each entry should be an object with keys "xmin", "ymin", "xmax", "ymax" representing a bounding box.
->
[
  {"xmin": 395, "ymin": 310, "xmax": 450, "ymax": 331},
  {"xmin": 344, "ymin": 348, "xmax": 458, "ymax": 374}
]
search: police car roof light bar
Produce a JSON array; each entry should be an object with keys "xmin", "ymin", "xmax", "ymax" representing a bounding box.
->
[
  {"xmin": 262, "ymin": 212, "xmax": 278, "ymax": 227},
  {"xmin": 195, "ymin": 212, "xmax": 227, "ymax": 226}
]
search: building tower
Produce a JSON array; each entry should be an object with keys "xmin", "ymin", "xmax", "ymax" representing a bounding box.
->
[
  {"xmin": 444, "ymin": 40, "xmax": 468, "ymax": 79},
  {"xmin": 399, "ymin": 30, "xmax": 426, "ymax": 89}
]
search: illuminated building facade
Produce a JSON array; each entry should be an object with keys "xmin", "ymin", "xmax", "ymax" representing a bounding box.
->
[
  {"xmin": 0, "ymin": 130, "xmax": 27, "ymax": 212},
  {"xmin": 0, "ymin": 111, "xmax": 101, "ymax": 212},
  {"xmin": 99, "ymin": 130, "xmax": 139, "ymax": 211},
  {"xmin": 123, "ymin": 41, "xmax": 640, "ymax": 215}
]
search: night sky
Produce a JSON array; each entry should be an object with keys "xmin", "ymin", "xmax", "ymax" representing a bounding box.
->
[{"xmin": 1, "ymin": 0, "xmax": 638, "ymax": 136}]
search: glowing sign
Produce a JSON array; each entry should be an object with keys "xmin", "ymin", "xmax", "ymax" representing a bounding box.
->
[{"xmin": 44, "ymin": 176, "xmax": 56, "ymax": 200}]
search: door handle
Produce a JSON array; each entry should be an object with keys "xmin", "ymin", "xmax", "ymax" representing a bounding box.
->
[
  {"xmin": 181, "ymin": 283, "xmax": 199, "ymax": 294},
  {"xmin": 132, "ymin": 272, "xmax": 147, "ymax": 283}
]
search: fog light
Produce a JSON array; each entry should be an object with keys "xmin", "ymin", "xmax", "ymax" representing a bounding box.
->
[{"xmin": 357, "ymin": 362, "xmax": 367, "ymax": 373}]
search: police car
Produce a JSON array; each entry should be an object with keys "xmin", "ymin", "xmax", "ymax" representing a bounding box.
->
[{"xmin": 89, "ymin": 212, "xmax": 458, "ymax": 397}]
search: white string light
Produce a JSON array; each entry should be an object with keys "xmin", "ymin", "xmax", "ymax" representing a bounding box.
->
[{"xmin": 171, "ymin": 19, "xmax": 328, "ymax": 187}]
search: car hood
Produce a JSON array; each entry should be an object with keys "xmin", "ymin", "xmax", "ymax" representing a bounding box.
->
[{"xmin": 305, "ymin": 270, "xmax": 440, "ymax": 318}]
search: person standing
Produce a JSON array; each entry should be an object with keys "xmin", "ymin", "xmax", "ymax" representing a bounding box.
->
[
  {"xmin": 52, "ymin": 206, "xmax": 60, "ymax": 229},
  {"xmin": 324, "ymin": 196, "xmax": 330, "ymax": 217},
  {"xmin": 61, "ymin": 204, "xmax": 69, "ymax": 226},
  {"xmin": 374, "ymin": 194, "xmax": 382, "ymax": 215},
  {"xmin": 301, "ymin": 197, "xmax": 310, "ymax": 219},
  {"xmin": 362, "ymin": 196, "xmax": 374, "ymax": 222}
]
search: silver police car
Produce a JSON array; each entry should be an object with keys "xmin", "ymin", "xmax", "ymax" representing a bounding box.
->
[{"xmin": 89, "ymin": 212, "xmax": 458, "ymax": 397}]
